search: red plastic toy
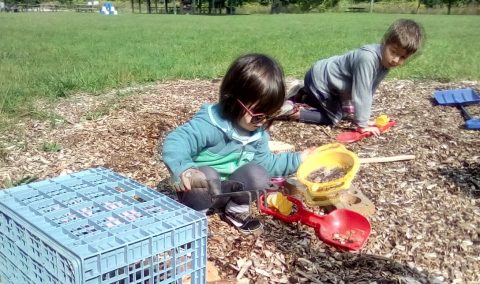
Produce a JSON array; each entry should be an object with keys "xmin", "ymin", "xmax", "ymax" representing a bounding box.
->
[
  {"xmin": 336, "ymin": 120, "xmax": 397, "ymax": 144},
  {"xmin": 259, "ymin": 193, "xmax": 371, "ymax": 251}
]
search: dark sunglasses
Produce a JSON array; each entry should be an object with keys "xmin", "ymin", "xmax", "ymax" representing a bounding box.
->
[{"xmin": 236, "ymin": 99, "xmax": 276, "ymax": 124}]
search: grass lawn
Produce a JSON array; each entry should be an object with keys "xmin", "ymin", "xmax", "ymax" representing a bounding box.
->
[{"xmin": 0, "ymin": 12, "xmax": 479, "ymax": 118}]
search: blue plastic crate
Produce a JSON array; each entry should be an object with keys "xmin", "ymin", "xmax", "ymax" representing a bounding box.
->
[{"xmin": 0, "ymin": 167, "xmax": 208, "ymax": 284}]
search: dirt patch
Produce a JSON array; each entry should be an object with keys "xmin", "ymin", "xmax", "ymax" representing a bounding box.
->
[{"xmin": 0, "ymin": 79, "xmax": 479, "ymax": 283}]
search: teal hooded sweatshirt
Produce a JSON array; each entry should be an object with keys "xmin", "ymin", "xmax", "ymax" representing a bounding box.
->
[{"xmin": 162, "ymin": 104, "xmax": 302, "ymax": 182}]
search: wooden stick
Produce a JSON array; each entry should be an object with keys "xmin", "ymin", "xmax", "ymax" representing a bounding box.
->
[
  {"xmin": 359, "ymin": 155, "xmax": 415, "ymax": 164},
  {"xmin": 236, "ymin": 260, "xmax": 252, "ymax": 280}
]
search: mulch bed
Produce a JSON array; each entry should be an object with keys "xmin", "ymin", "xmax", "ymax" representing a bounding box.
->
[{"xmin": 0, "ymin": 79, "xmax": 479, "ymax": 283}]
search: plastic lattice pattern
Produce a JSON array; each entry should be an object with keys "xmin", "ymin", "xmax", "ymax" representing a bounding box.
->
[{"xmin": 0, "ymin": 167, "xmax": 207, "ymax": 284}]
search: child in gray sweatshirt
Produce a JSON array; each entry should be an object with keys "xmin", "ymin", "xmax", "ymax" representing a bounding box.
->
[{"xmin": 283, "ymin": 19, "xmax": 424, "ymax": 135}]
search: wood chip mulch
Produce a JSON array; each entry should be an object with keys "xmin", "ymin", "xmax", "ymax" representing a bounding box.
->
[{"xmin": 0, "ymin": 79, "xmax": 479, "ymax": 284}]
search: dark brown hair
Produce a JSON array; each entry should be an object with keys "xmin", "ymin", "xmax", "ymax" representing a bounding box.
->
[
  {"xmin": 383, "ymin": 19, "xmax": 425, "ymax": 55},
  {"xmin": 219, "ymin": 53, "xmax": 285, "ymax": 128}
]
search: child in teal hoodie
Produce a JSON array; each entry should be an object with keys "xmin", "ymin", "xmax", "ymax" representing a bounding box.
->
[{"xmin": 162, "ymin": 53, "xmax": 312, "ymax": 234}]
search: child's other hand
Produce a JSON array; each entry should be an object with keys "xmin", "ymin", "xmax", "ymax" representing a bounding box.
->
[
  {"xmin": 359, "ymin": 126, "xmax": 381, "ymax": 136},
  {"xmin": 174, "ymin": 168, "xmax": 208, "ymax": 191},
  {"xmin": 300, "ymin": 147, "xmax": 316, "ymax": 162}
]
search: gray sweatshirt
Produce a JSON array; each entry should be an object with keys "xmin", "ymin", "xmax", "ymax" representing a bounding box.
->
[{"xmin": 309, "ymin": 44, "xmax": 389, "ymax": 127}]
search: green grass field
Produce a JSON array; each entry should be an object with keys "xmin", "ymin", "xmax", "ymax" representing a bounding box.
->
[{"xmin": 1, "ymin": 12, "xmax": 479, "ymax": 118}]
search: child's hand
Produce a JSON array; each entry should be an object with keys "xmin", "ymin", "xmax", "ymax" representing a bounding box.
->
[
  {"xmin": 300, "ymin": 147, "xmax": 316, "ymax": 162},
  {"xmin": 359, "ymin": 126, "xmax": 381, "ymax": 136},
  {"xmin": 173, "ymin": 168, "xmax": 208, "ymax": 191}
]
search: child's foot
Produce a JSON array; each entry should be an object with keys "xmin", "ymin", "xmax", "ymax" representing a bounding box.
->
[
  {"xmin": 222, "ymin": 210, "xmax": 263, "ymax": 235},
  {"xmin": 286, "ymin": 80, "xmax": 304, "ymax": 101},
  {"xmin": 275, "ymin": 101, "xmax": 300, "ymax": 121}
]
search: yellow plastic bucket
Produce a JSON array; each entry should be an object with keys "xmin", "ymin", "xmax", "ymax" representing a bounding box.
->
[{"xmin": 297, "ymin": 143, "xmax": 360, "ymax": 196}]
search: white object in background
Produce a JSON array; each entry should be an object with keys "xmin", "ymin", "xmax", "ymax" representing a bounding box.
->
[{"xmin": 268, "ymin": 141, "xmax": 295, "ymax": 154}]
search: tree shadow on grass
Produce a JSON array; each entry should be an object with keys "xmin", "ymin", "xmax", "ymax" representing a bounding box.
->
[{"xmin": 438, "ymin": 162, "xmax": 480, "ymax": 198}]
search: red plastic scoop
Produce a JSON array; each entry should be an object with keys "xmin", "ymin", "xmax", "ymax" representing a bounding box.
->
[
  {"xmin": 259, "ymin": 194, "xmax": 371, "ymax": 251},
  {"xmin": 336, "ymin": 120, "xmax": 397, "ymax": 143}
]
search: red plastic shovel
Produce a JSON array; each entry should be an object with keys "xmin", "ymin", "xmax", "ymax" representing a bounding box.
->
[
  {"xmin": 259, "ymin": 194, "xmax": 371, "ymax": 251},
  {"xmin": 336, "ymin": 120, "xmax": 397, "ymax": 144}
]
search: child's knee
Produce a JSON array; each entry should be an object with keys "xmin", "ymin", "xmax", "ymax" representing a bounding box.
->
[
  {"xmin": 197, "ymin": 166, "xmax": 220, "ymax": 180},
  {"xmin": 232, "ymin": 163, "xmax": 270, "ymax": 188}
]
